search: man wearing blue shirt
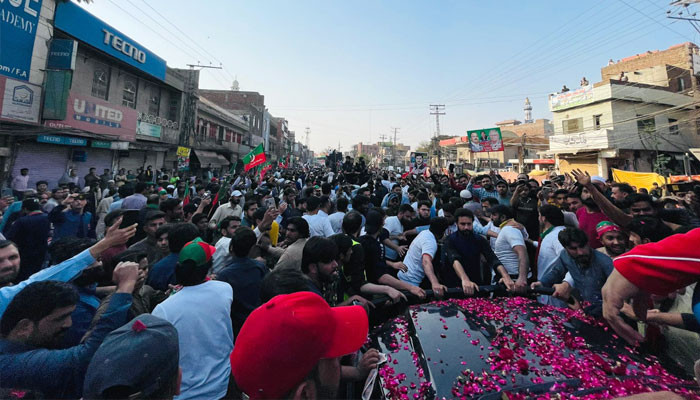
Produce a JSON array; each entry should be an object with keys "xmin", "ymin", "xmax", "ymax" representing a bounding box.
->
[
  {"xmin": 49, "ymin": 193, "xmax": 93, "ymax": 240},
  {"xmin": 0, "ymin": 262, "xmax": 139, "ymax": 399},
  {"xmin": 0, "ymin": 218, "xmax": 136, "ymax": 319}
]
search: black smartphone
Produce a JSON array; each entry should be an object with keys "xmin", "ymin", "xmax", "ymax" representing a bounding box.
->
[
  {"xmin": 449, "ymin": 163, "xmax": 455, "ymax": 173},
  {"xmin": 119, "ymin": 209, "xmax": 140, "ymax": 229}
]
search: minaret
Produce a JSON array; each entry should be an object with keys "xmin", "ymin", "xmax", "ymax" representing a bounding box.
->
[
  {"xmin": 524, "ymin": 97, "xmax": 533, "ymax": 124},
  {"xmin": 231, "ymin": 76, "xmax": 240, "ymax": 91}
]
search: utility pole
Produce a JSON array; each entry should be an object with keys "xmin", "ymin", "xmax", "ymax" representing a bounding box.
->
[
  {"xmin": 519, "ymin": 134, "xmax": 527, "ymax": 173},
  {"xmin": 181, "ymin": 64, "xmax": 223, "ymax": 147},
  {"xmin": 391, "ymin": 127, "xmax": 399, "ymax": 167},
  {"xmin": 304, "ymin": 127, "xmax": 310, "ymax": 163},
  {"xmin": 429, "ymin": 105, "xmax": 445, "ymax": 168}
]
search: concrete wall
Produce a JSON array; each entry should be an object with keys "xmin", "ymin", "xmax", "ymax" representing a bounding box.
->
[
  {"xmin": 28, "ymin": 0, "xmax": 55, "ymax": 86},
  {"xmin": 601, "ymin": 42, "xmax": 696, "ymax": 81}
]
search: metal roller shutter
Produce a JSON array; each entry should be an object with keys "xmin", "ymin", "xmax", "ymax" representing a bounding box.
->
[
  {"xmin": 12, "ymin": 142, "xmax": 71, "ymax": 189},
  {"xmin": 72, "ymin": 148, "xmax": 114, "ymax": 187},
  {"xmin": 118, "ymin": 150, "xmax": 147, "ymax": 175}
]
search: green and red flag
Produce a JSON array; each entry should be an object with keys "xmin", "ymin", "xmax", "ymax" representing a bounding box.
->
[
  {"xmin": 243, "ymin": 144, "xmax": 266, "ymax": 172},
  {"xmin": 182, "ymin": 181, "xmax": 191, "ymax": 206},
  {"xmin": 259, "ymin": 161, "xmax": 273, "ymax": 180}
]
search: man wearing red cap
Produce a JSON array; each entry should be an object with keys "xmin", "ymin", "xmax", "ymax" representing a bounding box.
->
[
  {"xmin": 231, "ymin": 291, "xmax": 369, "ymax": 399},
  {"xmin": 152, "ymin": 238, "xmax": 233, "ymax": 400}
]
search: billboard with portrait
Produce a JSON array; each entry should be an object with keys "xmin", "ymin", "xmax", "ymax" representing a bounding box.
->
[
  {"xmin": 466, "ymin": 127, "xmax": 504, "ymax": 153},
  {"xmin": 410, "ymin": 152, "xmax": 428, "ymax": 176}
]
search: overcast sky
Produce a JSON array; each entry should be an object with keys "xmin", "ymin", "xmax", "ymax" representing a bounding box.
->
[{"xmin": 78, "ymin": 0, "xmax": 697, "ymax": 153}]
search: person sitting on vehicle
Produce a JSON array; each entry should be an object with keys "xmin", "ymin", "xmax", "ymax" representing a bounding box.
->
[
  {"xmin": 230, "ymin": 291, "xmax": 370, "ymax": 399},
  {"xmin": 490, "ymin": 205, "xmax": 529, "ymax": 293},
  {"xmin": 532, "ymin": 227, "xmax": 613, "ymax": 316},
  {"xmin": 397, "ymin": 217, "xmax": 450, "ymax": 298},
  {"xmin": 443, "ymin": 208, "xmax": 513, "ymax": 295}
]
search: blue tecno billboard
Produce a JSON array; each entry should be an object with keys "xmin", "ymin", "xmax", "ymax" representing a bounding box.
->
[
  {"xmin": 0, "ymin": 0, "xmax": 44, "ymax": 81},
  {"xmin": 54, "ymin": 1, "xmax": 166, "ymax": 81}
]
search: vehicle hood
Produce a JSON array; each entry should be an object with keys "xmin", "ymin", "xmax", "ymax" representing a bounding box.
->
[{"xmin": 368, "ymin": 297, "xmax": 698, "ymax": 399}]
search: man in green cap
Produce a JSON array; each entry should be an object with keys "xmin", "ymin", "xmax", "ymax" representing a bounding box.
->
[{"xmin": 152, "ymin": 237, "xmax": 233, "ymax": 400}]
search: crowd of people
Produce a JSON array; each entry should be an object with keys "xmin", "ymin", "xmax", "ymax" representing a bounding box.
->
[{"xmin": 0, "ymin": 156, "xmax": 699, "ymax": 399}]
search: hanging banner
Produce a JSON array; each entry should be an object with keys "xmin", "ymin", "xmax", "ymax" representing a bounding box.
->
[
  {"xmin": 466, "ymin": 127, "xmax": 504, "ymax": 153},
  {"xmin": 549, "ymin": 84, "xmax": 594, "ymax": 111},
  {"xmin": 177, "ymin": 146, "xmax": 191, "ymax": 171}
]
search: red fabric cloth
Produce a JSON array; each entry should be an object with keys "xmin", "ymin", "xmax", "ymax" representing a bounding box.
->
[
  {"xmin": 614, "ymin": 228, "xmax": 700, "ymax": 296},
  {"xmin": 576, "ymin": 207, "xmax": 608, "ymax": 249}
]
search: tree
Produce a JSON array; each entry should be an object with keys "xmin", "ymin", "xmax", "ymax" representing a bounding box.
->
[{"xmin": 416, "ymin": 141, "xmax": 431, "ymax": 153}]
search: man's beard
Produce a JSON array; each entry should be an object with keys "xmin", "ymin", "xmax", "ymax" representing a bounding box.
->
[
  {"xmin": 483, "ymin": 184, "xmax": 494, "ymax": 191},
  {"xmin": 574, "ymin": 254, "xmax": 591, "ymax": 267},
  {"xmin": 0, "ymin": 270, "xmax": 18, "ymax": 286},
  {"xmin": 458, "ymin": 229, "xmax": 473, "ymax": 237}
]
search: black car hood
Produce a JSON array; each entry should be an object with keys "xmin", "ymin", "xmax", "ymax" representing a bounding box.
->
[{"xmin": 368, "ymin": 297, "xmax": 699, "ymax": 399}]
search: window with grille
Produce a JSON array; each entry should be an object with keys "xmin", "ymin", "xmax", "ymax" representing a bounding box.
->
[
  {"xmin": 91, "ymin": 63, "xmax": 110, "ymax": 100},
  {"xmin": 122, "ymin": 75, "xmax": 138, "ymax": 108},
  {"xmin": 168, "ymin": 95, "xmax": 179, "ymax": 121},
  {"xmin": 669, "ymin": 118, "xmax": 679, "ymax": 135},
  {"xmin": 149, "ymin": 87, "xmax": 160, "ymax": 115},
  {"xmin": 637, "ymin": 118, "xmax": 656, "ymax": 135}
]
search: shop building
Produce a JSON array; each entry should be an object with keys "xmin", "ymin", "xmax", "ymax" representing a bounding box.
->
[
  {"xmin": 9, "ymin": 1, "xmax": 186, "ymax": 188},
  {"xmin": 548, "ymin": 77, "xmax": 699, "ymax": 178},
  {"xmin": 0, "ymin": 0, "xmax": 56, "ymax": 186}
]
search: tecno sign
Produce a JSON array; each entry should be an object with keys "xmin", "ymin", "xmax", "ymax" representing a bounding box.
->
[{"xmin": 102, "ymin": 29, "xmax": 146, "ymax": 64}]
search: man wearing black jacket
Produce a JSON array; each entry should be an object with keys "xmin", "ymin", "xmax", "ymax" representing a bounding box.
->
[{"xmin": 443, "ymin": 208, "xmax": 512, "ymax": 295}]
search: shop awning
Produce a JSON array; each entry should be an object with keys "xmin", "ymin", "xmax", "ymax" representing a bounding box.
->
[
  {"xmin": 690, "ymin": 148, "xmax": 700, "ymax": 163},
  {"xmin": 193, "ymin": 149, "xmax": 230, "ymax": 168}
]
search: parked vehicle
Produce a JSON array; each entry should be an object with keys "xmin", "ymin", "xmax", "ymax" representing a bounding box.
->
[{"xmin": 363, "ymin": 287, "xmax": 699, "ymax": 399}]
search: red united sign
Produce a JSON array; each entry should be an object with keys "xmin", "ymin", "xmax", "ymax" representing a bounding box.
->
[{"xmin": 533, "ymin": 159, "xmax": 555, "ymax": 165}]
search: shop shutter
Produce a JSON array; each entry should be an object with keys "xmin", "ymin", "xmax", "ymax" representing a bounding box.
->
[
  {"xmin": 118, "ymin": 150, "xmax": 147, "ymax": 175},
  {"xmin": 12, "ymin": 142, "xmax": 71, "ymax": 189},
  {"xmin": 72, "ymin": 148, "xmax": 114, "ymax": 187}
]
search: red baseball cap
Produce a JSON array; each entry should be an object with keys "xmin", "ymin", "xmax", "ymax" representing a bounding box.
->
[{"xmin": 230, "ymin": 292, "xmax": 368, "ymax": 399}]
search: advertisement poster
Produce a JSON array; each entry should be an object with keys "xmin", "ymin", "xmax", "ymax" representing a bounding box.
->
[
  {"xmin": 467, "ymin": 128, "xmax": 504, "ymax": 153},
  {"xmin": 45, "ymin": 92, "xmax": 138, "ymax": 141},
  {"xmin": 1, "ymin": 0, "xmax": 43, "ymax": 81},
  {"xmin": 410, "ymin": 152, "xmax": 428, "ymax": 176},
  {"xmin": 0, "ymin": 77, "xmax": 41, "ymax": 123},
  {"xmin": 177, "ymin": 146, "xmax": 191, "ymax": 171}
]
